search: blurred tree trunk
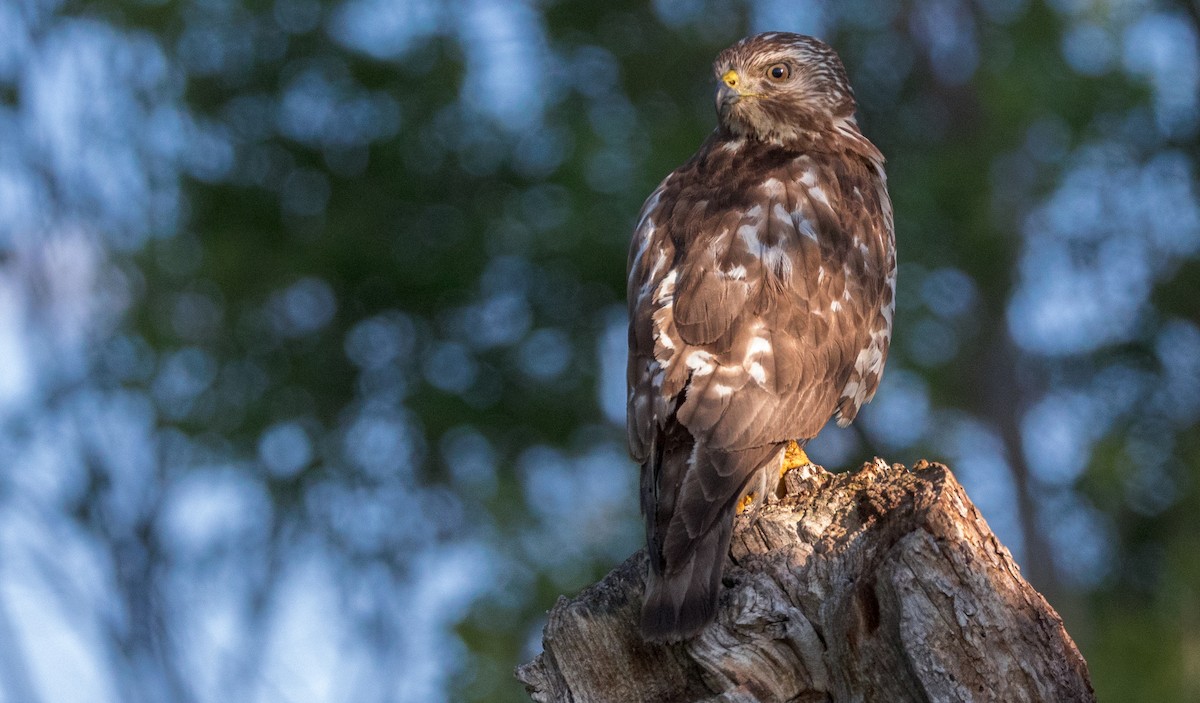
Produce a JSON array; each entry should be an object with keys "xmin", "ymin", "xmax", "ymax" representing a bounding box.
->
[
  {"xmin": 515, "ymin": 459, "xmax": 1094, "ymax": 703},
  {"xmin": 981, "ymin": 330, "xmax": 1059, "ymax": 598}
]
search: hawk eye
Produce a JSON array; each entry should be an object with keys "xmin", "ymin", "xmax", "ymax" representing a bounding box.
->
[{"xmin": 767, "ymin": 63, "xmax": 790, "ymax": 81}]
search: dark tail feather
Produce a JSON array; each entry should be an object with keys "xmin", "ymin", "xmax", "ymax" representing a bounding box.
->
[{"xmin": 639, "ymin": 515, "xmax": 732, "ymax": 642}]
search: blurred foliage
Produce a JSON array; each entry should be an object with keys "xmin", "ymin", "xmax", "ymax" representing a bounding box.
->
[{"xmin": 2, "ymin": 0, "xmax": 1199, "ymax": 701}]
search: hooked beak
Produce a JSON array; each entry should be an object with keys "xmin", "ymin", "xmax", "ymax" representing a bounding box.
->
[
  {"xmin": 715, "ymin": 68, "xmax": 744, "ymax": 115},
  {"xmin": 717, "ymin": 82, "xmax": 740, "ymax": 114},
  {"xmin": 716, "ymin": 69, "xmax": 750, "ymax": 117}
]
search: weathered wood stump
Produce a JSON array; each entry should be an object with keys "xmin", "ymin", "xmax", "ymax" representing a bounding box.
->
[{"xmin": 516, "ymin": 459, "xmax": 1094, "ymax": 702}]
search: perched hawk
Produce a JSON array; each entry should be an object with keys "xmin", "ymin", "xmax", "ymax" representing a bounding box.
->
[{"xmin": 627, "ymin": 32, "xmax": 895, "ymax": 642}]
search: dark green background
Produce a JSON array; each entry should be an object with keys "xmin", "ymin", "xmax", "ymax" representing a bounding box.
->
[{"xmin": 1, "ymin": 0, "xmax": 1198, "ymax": 701}]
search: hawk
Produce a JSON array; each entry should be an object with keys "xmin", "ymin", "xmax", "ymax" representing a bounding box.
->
[{"xmin": 627, "ymin": 32, "xmax": 895, "ymax": 642}]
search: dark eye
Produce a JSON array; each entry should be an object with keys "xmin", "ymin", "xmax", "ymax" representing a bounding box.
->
[{"xmin": 767, "ymin": 63, "xmax": 790, "ymax": 81}]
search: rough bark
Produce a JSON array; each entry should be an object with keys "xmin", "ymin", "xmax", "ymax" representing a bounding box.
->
[{"xmin": 515, "ymin": 459, "xmax": 1094, "ymax": 703}]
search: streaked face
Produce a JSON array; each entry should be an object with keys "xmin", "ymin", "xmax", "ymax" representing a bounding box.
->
[{"xmin": 712, "ymin": 32, "xmax": 856, "ymax": 144}]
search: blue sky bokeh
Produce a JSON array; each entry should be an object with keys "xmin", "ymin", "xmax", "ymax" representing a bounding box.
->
[{"xmin": 1, "ymin": 1, "xmax": 1198, "ymax": 701}]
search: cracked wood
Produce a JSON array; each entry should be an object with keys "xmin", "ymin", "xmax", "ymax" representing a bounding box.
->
[{"xmin": 516, "ymin": 459, "xmax": 1094, "ymax": 703}]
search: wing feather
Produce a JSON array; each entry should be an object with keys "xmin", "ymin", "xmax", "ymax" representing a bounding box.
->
[
  {"xmin": 664, "ymin": 155, "xmax": 883, "ymax": 449},
  {"xmin": 628, "ymin": 134, "xmax": 894, "ymax": 642}
]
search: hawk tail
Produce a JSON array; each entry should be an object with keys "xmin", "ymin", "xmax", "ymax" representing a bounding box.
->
[
  {"xmin": 639, "ymin": 514, "xmax": 732, "ymax": 642},
  {"xmin": 639, "ymin": 439, "xmax": 786, "ymax": 642}
]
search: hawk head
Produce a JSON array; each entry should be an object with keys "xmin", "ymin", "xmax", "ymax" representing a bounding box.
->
[{"xmin": 713, "ymin": 32, "xmax": 857, "ymax": 145}]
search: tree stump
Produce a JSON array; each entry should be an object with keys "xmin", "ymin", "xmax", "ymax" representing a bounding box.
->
[{"xmin": 515, "ymin": 459, "xmax": 1094, "ymax": 702}]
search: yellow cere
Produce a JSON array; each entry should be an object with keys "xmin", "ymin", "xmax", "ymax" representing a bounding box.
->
[{"xmin": 721, "ymin": 69, "xmax": 740, "ymax": 88}]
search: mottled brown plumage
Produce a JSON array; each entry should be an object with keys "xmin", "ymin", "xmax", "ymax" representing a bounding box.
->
[{"xmin": 627, "ymin": 32, "xmax": 895, "ymax": 642}]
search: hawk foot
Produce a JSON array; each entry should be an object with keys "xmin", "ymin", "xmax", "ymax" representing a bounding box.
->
[
  {"xmin": 737, "ymin": 441, "xmax": 812, "ymax": 514},
  {"xmin": 781, "ymin": 440, "xmax": 811, "ymax": 477}
]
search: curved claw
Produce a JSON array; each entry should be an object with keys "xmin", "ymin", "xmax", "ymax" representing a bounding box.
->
[
  {"xmin": 782, "ymin": 441, "xmax": 811, "ymax": 477},
  {"xmin": 736, "ymin": 442, "xmax": 813, "ymax": 515}
]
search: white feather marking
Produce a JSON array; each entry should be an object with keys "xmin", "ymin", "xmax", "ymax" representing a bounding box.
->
[
  {"xmin": 653, "ymin": 270, "xmax": 677, "ymax": 306},
  {"xmin": 747, "ymin": 362, "xmax": 766, "ymax": 385},
  {"xmin": 737, "ymin": 223, "xmax": 760, "ymax": 248},
  {"xmin": 817, "ymin": 266, "xmax": 826, "ymax": 283},
  {"xmin": 746, "ymin": 337, "xmax": 771, "ymax": 357},
  {"xmin": 795, "ymin": 215, "xmax": 818, "ymax": 242},
  {"xmin": 808, "ymin": 185, "xmax": 830, "ymax": 208},
  {"xmin": 798, "ymin": 221, "xmax": 819, "ymax": 242},
  {"xmin": 831, "ymin": 301, "xmax": 842, "ymax": 312},
  {"xmin": 761, "ymin": 244, "xmax": 793, "ymax": 280},
  {"xmin": 714, "ymin": 383, "xmax": 733, "ymax": 397},
  {"xmin": 648, "ymin": 249, "xmax": 669, "ymax": 279},
  {"xmin": 724, "ymin": 264, "xmax": 747, "ymax": 280},
  {"xmin": 686, "ymin": 350, "xmax": 715, "ymax": 375},
  {"xmin": 761, "ymin": 178, "xmax": 786, "ymax": 197},
  {"xmin": 852, "ymin": 343, "xmax": 886, "ymax": 377}
]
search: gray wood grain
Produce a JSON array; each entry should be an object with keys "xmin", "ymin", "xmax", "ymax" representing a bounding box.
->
[{"xmin": 516, "ymin": 459, "xmax": 1094, "ymax": 703}]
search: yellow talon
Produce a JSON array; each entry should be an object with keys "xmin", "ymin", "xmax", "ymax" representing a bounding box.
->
[
  {"xmin": 738, "ymin": 442, "xmax": 812, "ymax": 514},
  {"xmin": 782, "ymin": 441, "xmax": 811, "ymax": 477}
]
